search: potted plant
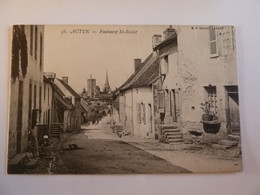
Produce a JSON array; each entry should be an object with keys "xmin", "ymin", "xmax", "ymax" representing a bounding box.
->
[{"xmin": 200, "ymin": 101, "xmax": 221, "ymax": 134}]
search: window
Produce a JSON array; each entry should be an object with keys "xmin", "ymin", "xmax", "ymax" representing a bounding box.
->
[
  {"xmin": 34, "ymin": 85, "xmax": 37, "ymax": 109},
  {"xmin": 160, "ymin": 56, "xmax": 169, "ymax": 75},
  {"xmin": 209, "ymin": 26, "xmax": 218, "ymax": 57},
  {"xmin": 157, "ymin": 90, "xmax": 165, "ymax": 113},
  {"xmin": 222, "ymin": 26, "xmax": 236, "ymax": 54},
  {"xmin": 136, "ymin": 103, "xmax": 141, "ymax": 123},
  {"xmin": 34, "ymin": 26, "xmax": 38, "ymax": 60},
  {"xmin": 40, "ymin": 34, "xmax": 43, "ymax": 68},
  {"xmin": 48, "ymin": 87, "xmax": 50, "ymax": 105},
  {"xmin": 204, "ymin": 86, "xmax": 217, "ymax": 115},
  {"xmin": 30, "ymin": 26, "xmax": 33, "ymax": 56},
  {"xmin": 141, "ymin": 103, "xmax": 146, "ymax": 124},
  {"xmin": 28, "ymin": 83, "xmax": 32, "ymax": 127},
  {"xmin": 39, "ymin": 86, "xmax": 42, "ymax": 112},
  {"xmin": 44, "ymin": 84, "xmax": 46, "ymax": 100}
]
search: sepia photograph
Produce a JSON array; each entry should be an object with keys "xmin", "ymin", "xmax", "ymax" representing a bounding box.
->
[{"xmin": 7, "ymin": 25, "xmax": 242, "ymax": 174}]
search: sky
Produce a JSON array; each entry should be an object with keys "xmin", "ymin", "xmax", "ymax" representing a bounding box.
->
[{"xmin": 44, "ymin": 25, "xmax": 168, "ymax": 93}]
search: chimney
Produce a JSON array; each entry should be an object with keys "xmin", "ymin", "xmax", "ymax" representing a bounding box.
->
[
  {"xmin": 44, "ymin": 72, "xmax": 56, "ymax": 79},
  {"xmin": 152, "ymin": 34, "xmax": 162, "ymax": 49},
  {"xmin": 134, "ymin": 59, "xmax": 142, "ymax": 72},
  {"xmin": 163, "ymin": 26, "xmax": 176, "ymax": 40},
  {"xmin": 62, "ymin": 76, "xmax": 68, "ymax": 84}
]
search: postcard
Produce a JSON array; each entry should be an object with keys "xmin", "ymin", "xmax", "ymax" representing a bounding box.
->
[{"xmin": 7, "ymin": 25, "xmax": 241, "ymax": 174}]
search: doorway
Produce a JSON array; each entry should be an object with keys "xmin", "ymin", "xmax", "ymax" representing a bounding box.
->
[
  {"xmin": 170, "ymin": 89, "xmax": 178, "ymax": 123},
  {"xmin": 47, "ymin": 109, "xmax": 50, "ymax": 134},
  {"xmin": 226, "ymin": 86, "xmax": 240, "ymax": 134},
  {"xmin": 17, "ymin": 80, "xmax": 23, "ymax": 153},
  {"xmin": 28, "ymin": 83, "xmax": 32, "ymax": 133},
  {"xmin": 148, "ymin": 104, "xmax": 153, "ymax": 135}
]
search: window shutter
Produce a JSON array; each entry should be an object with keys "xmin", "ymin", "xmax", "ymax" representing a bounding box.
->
[
  {"xmin": 30, "ymin": 26, "xmax": 33, "ymax": 56},
  {"xmin": 160, "ymin": 56, "xmax": 168, "ymax": 74},
  {"xmin": 35, "ymin": 26, "xmax": 38, "ymax": 60},
  {"xmin": 209, "ymin": 26, "xmax": 218, "ymax": 57},
  {"xmin": 136, "ymin": 103, "xmax": 141, "ymax": 123},
  {"xmin": 157, "ymin": 90, "xmax": 165, "ymax": 113},
  {"xmin": 142, "ymin": 104, "xmax": 146, "ymax": 124}
]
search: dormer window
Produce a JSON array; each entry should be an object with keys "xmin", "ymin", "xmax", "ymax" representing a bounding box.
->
[
  {"xmin": 160, "ymin": 56, "xmax": 169, "ymax": 75},
  {"xmin": 160, "ymin": 55, "xmax": 168, "ymax": 84}
]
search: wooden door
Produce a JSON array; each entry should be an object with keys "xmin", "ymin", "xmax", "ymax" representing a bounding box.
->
[
  {"xmin": 226, "ymin": 86, "xmax": 240, "ymax": 134},
  {"xmin": 148, "ymin": 104, "xmax": 153, "ymax": 134},
  {"xmin": 47, "ymin": 109, "xmax": 50, "ymax": 134},
  {"xmin": 170, "ymin": 89, "xmax": 178, "ymax": 123}
]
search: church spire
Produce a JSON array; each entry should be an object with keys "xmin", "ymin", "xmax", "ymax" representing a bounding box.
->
[{"xmin": 103, "ymin": 70, "xmax": 111, "ymax": 93}]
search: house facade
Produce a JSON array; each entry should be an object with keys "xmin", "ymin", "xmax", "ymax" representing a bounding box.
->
[
  {"xmin": 41, "ymin": 76, "xmax": 53, "ymax": 135},
  {"xmin": 118, "ymin": 54, "xmax": 159, "ymax": 138},
  {"xmin": 153, "ymin": 26, "xmax": 239, "ymax": 140},
  {"xmin": 53, "ymin": 76, "xmax": 81, "ymax": 132},
  {"xmin": 8, "ymin": 25, "xmax": 44, "ymax": 159}
]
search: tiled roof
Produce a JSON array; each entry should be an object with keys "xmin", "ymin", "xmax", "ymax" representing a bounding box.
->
[
  {"xmin": 43, "ymin": 75, "xmax": 51, "ymax": 83},
  {"xmin": 58, "ymin": 78, "xmax": 81, "ymax": 98},
  {"xmin": 80, "ymin": 98, "xmax": 89, "ymax": 112},
  {"xmin": 153, "ymin": 32, "xmax": 177, "ymax": 51},
  {"xmin": 117, "ymin": 58, "xmax": 148, "ymax": 91},
  {"xmin": 119, "ymin": 52, "xmax": 159, "ymax": 91},
  {"xmin": 130, "ymin": 58, "xmax": 159, "ymax": 87},
  {"xmin": 45, "ymin": 77, "xmax": 75, "ymax": 110},
  {"xmin": 51, "ymin": 82, "xmax": 65, "ymax": 97},
  {"xmin": 52, "ymin": 82, "xmax": 75, "ymax": 110},
  {"xmin": 54, "ymin": 92, "xmax": 75, "ymax": 110}
]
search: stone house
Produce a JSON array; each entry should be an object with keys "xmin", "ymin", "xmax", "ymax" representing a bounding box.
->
[
  {"xmin": 8, "ymin": 25, "xmax": 44, "ymax": 159},
  {"xmin": 41, "ymin": 75, "xmax": 53, "ymax": 135},
  {"xmin": 118, "ymin": 53, "xmax": 159, "ymax": 138},
  {"xmin": 53, "ymin": 76, "xmax": 81, "ymax": 132},
  {"xmin": 80, "ymin": 98, "xmax": 89, "ymax": 123},
  {"xmin": 153, "ymin": 26, "xmax": 239, "ymax": 142},
  {"xmin": 111, "ymin": 94, "xmax": 120, "ymax": 125}
]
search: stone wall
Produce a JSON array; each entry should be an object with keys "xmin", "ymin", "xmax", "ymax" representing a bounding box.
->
[
  {"xmin": 132, "ymin": 87, "xmax": 154, "ymax": 138},
  {"xmin": 176, "ymin": 26, "xmax": 238, "ymax": 135},
  {"xmin": 8, "ymin": 25, "xmax": 44, "ymax": 159}
]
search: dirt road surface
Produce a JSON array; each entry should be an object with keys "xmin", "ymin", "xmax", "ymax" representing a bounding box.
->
[{"xmin": 51, "ymin": 118, "xmax": 191, "ymax": 174}]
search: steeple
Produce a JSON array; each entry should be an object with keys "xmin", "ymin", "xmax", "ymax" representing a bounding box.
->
[{"xmin": 103, "ymin": 70, "xmax": 111, "ymax": 93}]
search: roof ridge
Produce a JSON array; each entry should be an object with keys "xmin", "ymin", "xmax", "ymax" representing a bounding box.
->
[
  {"xmin": 57, "ymin": 78, "xmax": 80, "ymax": 98},
  {"xmin": 121, "ymin": 53, "xmax": 158, "ymax": 90}
]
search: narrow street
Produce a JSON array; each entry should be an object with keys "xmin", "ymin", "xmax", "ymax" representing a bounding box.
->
[{"xmin": 51, "ymin": 117, "xmax": 191, "ymax": 174}]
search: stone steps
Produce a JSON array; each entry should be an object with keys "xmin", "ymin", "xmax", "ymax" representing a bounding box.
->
[
  {"xmin": 112, "ymin": 124, "xmax": 124, "ymax": 133},
  {"xmin": 164, "ymin": 129, "xmax": 181, "ymax": 133},
  {"xmin": 50, "ymin": 123, "xmax": 62, "ymax": 138},
  {"xmin": 167, "ymin": 134, "xmax": 183, "ymax": 139},
  {"xmin": 161, "ymin": 124, "xmax": 178, "ymax": 129},
  {"xmin": 169, "ymin": 139, "xmax": 184, "ymax": 144},
  {"xmin": 161, "ymin": 124, "xmax": 183, "ymax": 144}
]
